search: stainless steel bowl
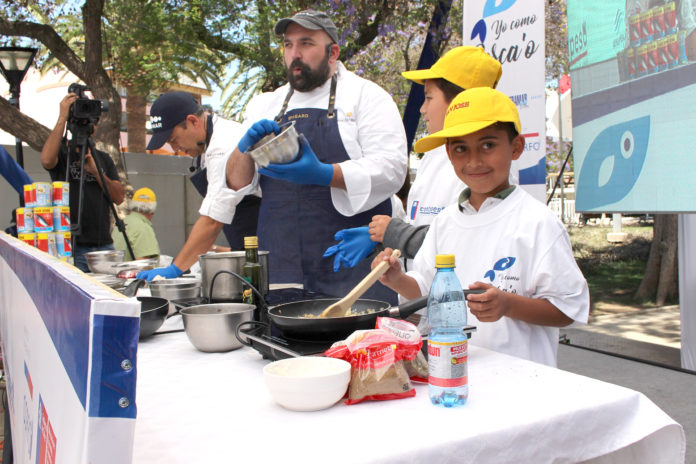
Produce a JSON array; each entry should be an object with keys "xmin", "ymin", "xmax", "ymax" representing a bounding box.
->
[
  {"xmin": 111, "ymin": 258, "xmax": 159, "ymax": 272},
  {"xmin": 199, "ymin": 251, "xmax": 269, "ymax": 301},
  {"xmin": 148, "ymin": 277, "xmax": 201, "ymax": 301},
  {"xmin": 180, "ymin": 303, "xmax": 255, "ymax": 352},
  {"xmin": 85, "ymin": 250, "xmax": 126, "ymax": 274},
  {"xmin": 247, "ymin": 121, "xmax": 300, "ymax": 167}
]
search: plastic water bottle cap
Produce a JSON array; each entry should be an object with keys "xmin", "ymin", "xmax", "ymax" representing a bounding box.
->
[{"xmin": 435, "ymin": 254, "xmax": 455, "ymax": 268}]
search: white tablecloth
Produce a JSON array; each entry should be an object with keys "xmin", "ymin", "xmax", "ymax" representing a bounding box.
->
[{"xmin": 133, "ymin": 317, "xmax": 685, "ymax": 464}]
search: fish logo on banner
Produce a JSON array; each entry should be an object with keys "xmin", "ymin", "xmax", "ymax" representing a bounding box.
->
[
  {"xmin": 469, "ymin": 0, "xmax": 517, "ymax": 44},
  {"xmin": 576, "ymin": 116, "xmax": 650, "ymax": 210}
]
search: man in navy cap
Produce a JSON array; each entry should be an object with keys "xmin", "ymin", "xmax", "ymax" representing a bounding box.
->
[
  {"xmin": 138, "ymin": 92, "xmax": 261, "ymax": 280},
  {"xmin": 224, "ymin": 9, "xmax": 406, "ymax": 303}
]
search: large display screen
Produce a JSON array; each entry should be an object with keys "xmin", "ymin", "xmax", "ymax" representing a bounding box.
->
[{"xmin": 569, "ymin": 0, "xmax": 696, "ymax": 212}]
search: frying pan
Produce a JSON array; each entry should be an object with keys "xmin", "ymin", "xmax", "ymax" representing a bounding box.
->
[
  {"xmin": 267, "ymin": 296, "xmax": 427, "ymax": 339},
  {"xmin": 121, "ymin": 279, "xmax": 171, "ymax": 338},
  {"xmin": 268, "ymin": 289, "xmax": 485, "ymax": 340}
]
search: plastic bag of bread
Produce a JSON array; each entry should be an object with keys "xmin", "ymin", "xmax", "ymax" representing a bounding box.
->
[
  {"xmin": 376, "ymin": 317, "xmax": 428, "ymax": 383},
  {"xmin": 324, "ymin": 317, "xmax": 422, "ymax": 404}
]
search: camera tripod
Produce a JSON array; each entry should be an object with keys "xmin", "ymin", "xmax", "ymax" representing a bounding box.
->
[{"xmin": 67, "ymin": 123, "xmax": 135, "ymax": 262}]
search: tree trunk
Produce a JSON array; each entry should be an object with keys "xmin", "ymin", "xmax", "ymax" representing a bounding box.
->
[
  {"xmin": 656, "ymin": 215, "xmax": 678, "ymax": 305},
  {"xmin": 634, "ymin": 214, "xmax": 678, "ymax": 304},
  {"xmin": 0, "ymin": 98, "xmax": 50, "ymax": 151},
  {"xmin": 124, "ymin": 85, "xmax": 147, "ymax": 153}
]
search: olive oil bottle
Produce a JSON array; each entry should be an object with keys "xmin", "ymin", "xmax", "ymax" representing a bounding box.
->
[{"xmin": 242, "ymin": 236, "xmax": 262, "ymax": 306}]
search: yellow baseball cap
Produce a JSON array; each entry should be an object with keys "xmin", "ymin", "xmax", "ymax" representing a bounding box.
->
[
  {"xmin": 132, "ymin": 187, "xmax": 156, "ymax": 203},
  {"xmin": 401, "ymin": 46, "xmax": 502, "ymax": 89},
  {"xmin": 413, "ymin": 87, "xmax": 521, "ymax": 153}
]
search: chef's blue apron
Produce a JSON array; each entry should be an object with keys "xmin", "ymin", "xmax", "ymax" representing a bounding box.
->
[
  {"xmin": 189, "ymin": 115, "xmax": 260, "ymax": 250},
  {"xmin": 259, "ymin": 75, "xmax": 397, "ymax": 304}
]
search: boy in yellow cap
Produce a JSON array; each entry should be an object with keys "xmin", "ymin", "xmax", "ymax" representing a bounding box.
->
[
  {"xmin": 112, "ymin": 187, "xmax": 161, "ymax": 261},
  {"xmin": 325, "ymin": 46, "xmax": 502, "ymax": 272},
  {"xmin": 373, "ymin": 87, "xmax": 589, "ymax": 367}
]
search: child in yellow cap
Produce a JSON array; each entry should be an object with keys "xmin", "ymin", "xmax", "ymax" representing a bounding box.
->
[
  {"xmin": 373, "ymin": 87, "xmax": 589, "ymax": 367},
  {"xmin": 325, "ymin": 46, "xmax": 502, "ymax": 275}
]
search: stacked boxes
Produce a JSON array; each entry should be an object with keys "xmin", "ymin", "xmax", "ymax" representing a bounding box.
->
[
  {"xmin": 618, "ymin": 2, "xmax": 686, "ymax": 82},
  {"xmin": 18, "ymin": 182, "xmax": 72, "ymax": 262}
]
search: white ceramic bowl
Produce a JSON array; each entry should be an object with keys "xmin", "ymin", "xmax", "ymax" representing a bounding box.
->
[{"xmin": 263, "ymin": 357, "xmax": 351, "ymax": 411}]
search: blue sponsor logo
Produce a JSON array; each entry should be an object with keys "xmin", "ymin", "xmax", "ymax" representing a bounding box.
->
[
  {"xmin": 484, "ymin": 256, "xmax": 516, "ymax": 282},
  {"xmin": 410, "ymin": 200, "xmax": 419, "ymax": 220}
]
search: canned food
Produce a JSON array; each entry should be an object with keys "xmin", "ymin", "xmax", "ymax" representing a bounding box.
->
[
  {"xmin": 636, "ymin": 44, "xmax": 648, "ymax": 77},
  {"xmin": 56, "ymin": 231, "xmax": 72, "ymax": 258},
  {"xmin": 33, "ymin": 206, "xmax": 54, "ymax": 232},
  {"xmin": 651, "ymin": 6, "xmax": 665, "ymax": 39},
  {"xmin": 52, "ymin": 206, "xmax": 71, "ymax": 232},
  {"xmin": 646, "ymin": 41, "xmax": 658, "ymax": 74},
  {"xmin": 627, "ymin": 47, "xmax": 636, "ymax": 79},
  {"xmin": 18, "ymin": 232, "xmax": 36, "ymax": 247},
  {"xmin": 657, "ymin": 37, "xmax": 669, "ymax": 71},
  {"xmin": 629, "ymin": 14, "xmax": 642, "ymax": 47},
  {"xmin": 34, "ymin": 182, "xmax": 53, "ymax": 207},
  {"xmin": 639, "ymin": 11, "xmax": 654, "ymax": 45},
  {"xmin": 52, "ymin": 181, "xmax": 70, "ymax": 206},
  {"xmin": 23, "ymin": 184, "xmax": 36, "ymax": 208},
  {"xmin": 16, "ymin": 207, "xmax": 34, "ymax": 233},
  {"xmin": 664, "ymin": 2, "xmax": 677, "ymax": 35},
  {"xmin": 678, "ymin": 30, "xmax": 688, "ymax": 64},
  {"xmin": 667, "ymin": 34, "xmax": 679, "ymax": 67},
  {"xmin": 36, "ymin": 232, "xmax": 58, "ymax": 256}
]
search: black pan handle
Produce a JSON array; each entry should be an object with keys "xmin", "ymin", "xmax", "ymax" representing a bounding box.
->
[
  {"xmin": 391, "ymin": 295, "xmax": 428, "ymax": 319},
  {"xmin": 390, "ymin": 289, "xmax": 486, "ymax": 320},
  {"xmin": 235, "ymin": 320, "xmax": 269, "ymax": 347},
  {"xmin": 122, "ymin": 278, "xmax": 147, "ymax": 297}
]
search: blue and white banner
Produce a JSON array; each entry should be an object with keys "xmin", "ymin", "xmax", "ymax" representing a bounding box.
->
[
  {"xmin": 0, "ymin": 233, "xmax": 139, "ymax": 463},
  {"xmin": 463, "ymin": 0, "xmax": 547, "ymax": 202}
]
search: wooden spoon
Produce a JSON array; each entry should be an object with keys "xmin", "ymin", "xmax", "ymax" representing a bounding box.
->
[{"xmin": 319, "ymin": 249, "xmax": 401, "ymax": 318}]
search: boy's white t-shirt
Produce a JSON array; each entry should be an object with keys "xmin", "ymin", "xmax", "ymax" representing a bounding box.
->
[{"xmin": 407, "ymin": 187, "xmax": 589, "ymax": 367}]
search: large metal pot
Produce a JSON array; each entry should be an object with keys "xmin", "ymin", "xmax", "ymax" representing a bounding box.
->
[{"xmin": 199, "ymin": 251, "xmax": 269, "ymax": 301}]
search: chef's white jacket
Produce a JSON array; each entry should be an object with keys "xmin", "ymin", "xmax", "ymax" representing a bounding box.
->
[
  {"xmin": 237, "ymin": 62, "xmax": 407, "ymax": 217},
  {"xmin": 199, "ymin": 115, "xmax": 260, "ymax": 224}
]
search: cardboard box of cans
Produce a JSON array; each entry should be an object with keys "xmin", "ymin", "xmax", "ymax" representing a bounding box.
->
[
  {"xmin": 618, "ymin": 2, "xmax": 686, "ymax": 82},
  {"xmin": 18, "ymin": 182, "xmax": 72, "ymax": 260}
]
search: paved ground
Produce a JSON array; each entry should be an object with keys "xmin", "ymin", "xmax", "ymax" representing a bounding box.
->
[{"xmin": 559, "ymin": 306, "xmax": 694, "ymax": 463}]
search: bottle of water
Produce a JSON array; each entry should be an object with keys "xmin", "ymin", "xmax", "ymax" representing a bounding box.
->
[{"xmin": 427, "ymin": 254, "xmax": 468, "ymax": 407}]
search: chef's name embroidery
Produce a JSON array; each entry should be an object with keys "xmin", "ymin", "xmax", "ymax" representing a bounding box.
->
[{"xmin": 288, "ymin": 113, "xmax": 309, "ymax": 121}]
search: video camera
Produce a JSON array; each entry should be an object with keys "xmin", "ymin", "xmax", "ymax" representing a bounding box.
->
[{"xmin": 67, "ymin": 83, "xmax": 109, "ymax": 125}]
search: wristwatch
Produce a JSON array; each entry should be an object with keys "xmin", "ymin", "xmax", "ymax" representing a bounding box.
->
[{"xmin": 212, "ymin": 245, "xmax": 217, "ymax": 252}]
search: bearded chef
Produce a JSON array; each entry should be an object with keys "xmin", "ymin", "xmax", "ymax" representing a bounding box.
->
[{"xmin": 225, "ymin": 9, "xmax": 407, "ymax": 303}]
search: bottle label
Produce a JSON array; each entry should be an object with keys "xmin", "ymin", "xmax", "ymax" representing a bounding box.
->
[{"xmin": 427, "ymin": 338, "xmax": 468, "ymax": 387}]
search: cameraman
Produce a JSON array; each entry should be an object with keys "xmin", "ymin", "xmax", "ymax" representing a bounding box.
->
[{"xmin": 40, "ymin": 92, "xmax": 125, "ymax": 272}]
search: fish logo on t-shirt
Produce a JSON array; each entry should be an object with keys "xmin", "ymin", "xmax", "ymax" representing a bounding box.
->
[{"xmin": 484, "ymin": 256, "xmax": 516, "ymax": 282}]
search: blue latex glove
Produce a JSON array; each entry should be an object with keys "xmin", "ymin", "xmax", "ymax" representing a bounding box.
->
[
  {"xmin": 258, "ymin": 134, "xmax": 334, "ymax": 186},
  {"xmin": 137, "ymin": 263, "xmax": 183, "ymax": 282},
  {"xmin": 238, "ymin": 119, "xmax": 280, "ymax": 154},
  {"xmin": 323, "ymin": 226, "xmax": 377, "ymax": 272}
]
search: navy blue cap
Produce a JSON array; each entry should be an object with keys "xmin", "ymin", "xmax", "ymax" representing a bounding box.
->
[{"xmin": 147, "ymin": 91, "xmax": 200, "ymax": 150}]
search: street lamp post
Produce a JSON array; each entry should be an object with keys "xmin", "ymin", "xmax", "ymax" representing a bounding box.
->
[{"xmin": 0, "ymin": 46, "xmax": 38, "ymax": 206}]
